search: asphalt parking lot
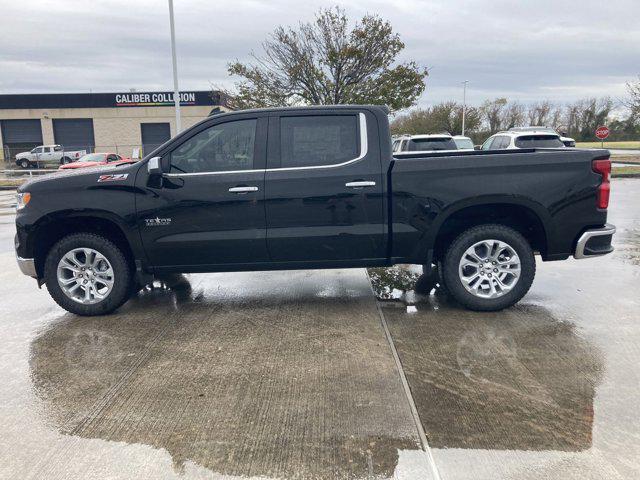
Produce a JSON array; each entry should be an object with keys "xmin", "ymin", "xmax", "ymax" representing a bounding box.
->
[{"xmin": 0, "ymin": 179, "xmax": 638, "ymax": 480}]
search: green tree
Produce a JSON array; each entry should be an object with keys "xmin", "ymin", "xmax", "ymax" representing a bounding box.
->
[{"xmin": 227, "ymin": 7, "xmax": 428, "ymax": 112}]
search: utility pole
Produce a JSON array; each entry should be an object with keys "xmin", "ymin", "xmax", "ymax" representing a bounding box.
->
[
  {"xmin": 462, "ymin": 80, "xmax": 469, "ymax": 136},
  {"xmin": 168, "ymin": 0, "xmax": 181, "ymax": 133}
]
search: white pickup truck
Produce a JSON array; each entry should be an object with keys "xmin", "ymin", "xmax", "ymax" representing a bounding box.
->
[{"xmin": 15, "ymin": 145, "xmax": 86, "ymax": 169}]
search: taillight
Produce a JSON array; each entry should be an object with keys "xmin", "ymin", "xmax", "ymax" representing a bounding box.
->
[{"xmin": 592, "ymin": 158, "xmax": 611, "ymax": 209}]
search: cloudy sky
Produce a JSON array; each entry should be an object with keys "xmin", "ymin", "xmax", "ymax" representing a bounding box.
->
[{"xmin": 0, "ymin": 0, "xmax": 638, "ymax": 109}]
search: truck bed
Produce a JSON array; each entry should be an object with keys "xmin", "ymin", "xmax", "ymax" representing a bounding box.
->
[{"xmin": 388, "ymin": 148, "xmax": 610, "ymax": 263}]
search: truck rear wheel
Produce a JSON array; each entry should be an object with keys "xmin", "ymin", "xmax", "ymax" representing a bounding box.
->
[
  {"xmin": 44, "ymin": 233, "xmax": 133, "ymax": 316},
  {"xmin": 442, "ymin": 224, "xmax": 535, "ymax": 311}
]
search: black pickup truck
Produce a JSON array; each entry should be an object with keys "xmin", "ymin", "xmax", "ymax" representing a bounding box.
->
[{"xmin": 14, "ymin": 105, "xmax": 615, "ymax": 315}]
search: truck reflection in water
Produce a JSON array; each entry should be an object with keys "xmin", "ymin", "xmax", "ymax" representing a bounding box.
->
[
  {"xmin": 369, "ymin": 265, "xmax": 604, "ymax": 452},
  {"xmin": 28, "ymin": 271, "xmax": 422, "ymax": 480}
]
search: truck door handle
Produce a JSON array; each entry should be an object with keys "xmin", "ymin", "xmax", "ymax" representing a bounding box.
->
[
  {"xmin": 228, "ymin": 186, "xmax": 259, "ymax": 193},
  {"xmin": 345, "ymin": 181, "xmax": 376, "ymax": 188}
]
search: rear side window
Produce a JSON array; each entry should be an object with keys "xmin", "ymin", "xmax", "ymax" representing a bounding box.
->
[
  {"xmin": 169, "ymin": 119, "xmax": 256, "ymax": 173},
  {"xmin": 453, "ymin": 138, "xmax": 474, "ymax": 149},
  {"xmin": 408, "ymin": 138, "xmax": 456, "ymax": 151},
  {"xmin": 280, "ymin": 115, "xmax": 359, "ymax": 168},
  {"xmin": 515, "ymin": 135, "xmax": 564, "ymax": 148}
]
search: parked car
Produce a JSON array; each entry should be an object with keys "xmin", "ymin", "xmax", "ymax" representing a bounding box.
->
[
  {"xmin": 15, "ymin": 105, "xmax": 614, "ymax": 316},
  {"xmin": 509, "ymin": 126, "xmax": 576, "ymax": 147},
  {"xmin": 452, "ymin": 135, "xmax": 475, "ymax": 151},
  {"xmin": 58, "ymin": 152, "xmax": 133, "ymax": 170},
  {"xmin": 15, "ymin": 145, "xmax": 86, "ymax": 169},
  {"xmin": 481, "ymin": 130, "xmax": 566, "ymax": 150},
  {"xmin": 393, "ymin": 134, "xmax": 458, "ymax": 153}
]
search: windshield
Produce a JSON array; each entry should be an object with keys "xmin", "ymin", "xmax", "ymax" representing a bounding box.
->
[
  {"xmin": 77, "ymin": 153, "xmax": 106, "ymax": 163},
  {"xmin": 454, "ymin": 138, "xmax": 474, "ymax": 149},
  {"xmin": 408, "ymin": 138, "xmax": 457, "ymax": 151},
  {"xmin": 514, "ymin": 135, "xmax": 564, "ymax": 148}
]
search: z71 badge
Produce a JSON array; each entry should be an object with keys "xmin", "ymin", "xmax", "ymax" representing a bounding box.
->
[{"xmin": 97, "ymin": 173, "xmax": 129, "ymax": 182}]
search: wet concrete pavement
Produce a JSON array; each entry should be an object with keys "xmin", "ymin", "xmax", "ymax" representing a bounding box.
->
[{"xmin": 0, "ymin": 180, "xmax": 639, "ymax": 479}]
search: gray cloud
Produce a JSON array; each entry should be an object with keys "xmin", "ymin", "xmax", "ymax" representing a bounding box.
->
[{"xmin": 0, "ymin": 0, "xmax": 638, "ymax": 109}]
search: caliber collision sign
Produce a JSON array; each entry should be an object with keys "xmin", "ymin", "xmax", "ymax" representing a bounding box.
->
[{"xmin": 595, "ymin": 125, "xmax": 610, "ymax": 140}]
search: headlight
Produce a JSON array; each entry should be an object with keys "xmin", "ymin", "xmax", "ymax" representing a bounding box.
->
[{"xmin": 16, "ymin": 192, "xmax": 31, "ymax": 210}]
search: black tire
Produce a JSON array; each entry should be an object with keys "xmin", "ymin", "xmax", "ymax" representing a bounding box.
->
[
  {"xmin": 61, "ymin": 156, "xmax": 72, "ymax": 165},
  {"xmin": 19, "ymin": 159, "xmax": 30, "ymax": 169},
  {"xmin": 44, "ymin": 233, "xmax": 133, "ymax": 316},
  {"xmin": 442, "ymin": 224, "xmax": 535, "ymax": 311}
]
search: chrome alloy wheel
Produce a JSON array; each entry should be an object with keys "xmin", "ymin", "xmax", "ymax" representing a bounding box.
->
[
  {"xmin": 458, "ymin": 239, "xmax": 521, "ymax": 299},
  {"xmin": 57, "ymin": 248, "xmax": 114, "ymax": 304}
]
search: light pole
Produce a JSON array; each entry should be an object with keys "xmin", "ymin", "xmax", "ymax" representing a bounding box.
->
[
  {"xmin": 168, "ymin": 0, "xmax": 181, "ymax": 133},
  {"xmin": 461, "ymin": 80, "xmax": 469, "ymax": 136}
]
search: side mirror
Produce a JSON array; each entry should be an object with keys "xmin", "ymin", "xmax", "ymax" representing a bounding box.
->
[
  {"xmin": 147, "ymin": 156, "xmax": 163, "ymax": 176},
  {"xmin": 147, "ymin": 156, "xmax": 165, "ymax": 189}
]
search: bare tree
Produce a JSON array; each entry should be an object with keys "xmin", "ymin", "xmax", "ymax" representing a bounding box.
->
[
  {"xmin": 527, "ymin": 101, "xmax": 552, "ymax": 126},
  {"xmin": 480, "ymin": 98, "xmax": 507, "ymax": 133},
  {"xmin": 624, "ymin": 76, "xmax": 640, "ymax": 116},
  {"xmin": 390, "ymin": 102, "xmax": 481, "ymax": 136},
  {"xmin": 502, "ymin": 102, "xmax": 526, "ymax": 129},
  {"xmin": 226, "ymin": 7, "xmax": 428, "ymax": 112}
]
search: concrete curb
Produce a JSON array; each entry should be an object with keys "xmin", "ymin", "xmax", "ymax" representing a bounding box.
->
[{"xmin": 613, "ymin": 173, "xmax": 640, "ymax": 179}]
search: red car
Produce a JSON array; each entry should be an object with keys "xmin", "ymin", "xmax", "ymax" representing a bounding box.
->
[{"xmin": 58, "ymin": 152, "xmax": 134, "ymax": 170}]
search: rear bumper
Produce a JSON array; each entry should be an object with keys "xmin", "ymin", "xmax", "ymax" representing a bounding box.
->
[
  {"xmin": 574, "ymin": 224, "xmax": 616, "ymax": 259},
  {"xmin": 16, "ymin": 256, "xmax": 37, "ymax": 278}
]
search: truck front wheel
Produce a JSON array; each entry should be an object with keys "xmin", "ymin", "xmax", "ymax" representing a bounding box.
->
[
  {"xmin": 44, "ymin": 233, "xmax": 133, "ymax": 316},
  {"xmin": 442, "ymin": 224, "xmax": 535, "ymax": 311},
  {"xmin": 19, "ymin": 159, "xmax": 30, "ymax": 169}
]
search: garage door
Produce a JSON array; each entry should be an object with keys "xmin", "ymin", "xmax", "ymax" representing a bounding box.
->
[
  {"xmin": 53, "ymin": 118, "xmax": 95, "ymax": 153},
  {"xmin": 1, "ymin": 119, "xmax": 43, "ymax": 159},
  {"xmin": 141, "ymin": 123, "xmax": 171, "ymax": 155}
]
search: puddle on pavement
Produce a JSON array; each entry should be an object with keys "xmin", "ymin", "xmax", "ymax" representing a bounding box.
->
[
  {"xmin": 28, "ymin": 272, "xmax": 423, "ymax": 480},
  {"xmin": 368, "ymin": 265, "xmax": 604, "ymax": 452},
  {"xmin": 613, "ymin": 226, "xmax": 640, "ymax": 266},
  {"xmin": 0, "ymin": 191, "xmax": 16, "ymax": 216}
]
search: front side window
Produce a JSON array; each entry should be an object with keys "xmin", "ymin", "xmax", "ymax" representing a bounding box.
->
[
  {"xmin": 34, "ymin": 147, "xmax": 44, "ymax": 153},
  {"xmin": 515, "ymin": 135, "xmax": 564, "ymax": 148},
  {"xmin": 495, "ymin": 136, "xmax": 507, "ymax": 149},
  {"xmin": 169, "ymin": 119, "xmax": 256, "ymax": 173},
  {"xmin": 481, "ymin": 138, "xmax": 494, "ymax": 150},
  {"xmin": 280, "ymin": 115, "xmax": 359, "ymax": 168}
]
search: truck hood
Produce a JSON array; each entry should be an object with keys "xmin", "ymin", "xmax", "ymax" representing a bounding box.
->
[
  {"xmin": 17, "ymin": 163, "xmax": 138, "ymax": 193},
  {"xmin": 15, "ymin": 151, "xmax": 31, "ymax": 159}
]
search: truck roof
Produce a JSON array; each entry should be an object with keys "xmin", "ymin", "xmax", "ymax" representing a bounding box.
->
[{"xmin": 208, "ymin": 104, "xmax": 390, "ymax": 118}]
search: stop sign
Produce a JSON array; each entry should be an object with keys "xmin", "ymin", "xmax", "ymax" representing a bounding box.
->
[{"xmin": 595, "ymin": 125, "xmax": 610, "ymax": 140}]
